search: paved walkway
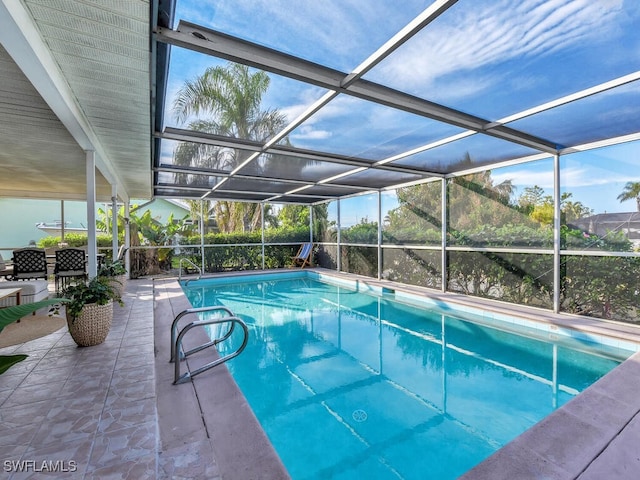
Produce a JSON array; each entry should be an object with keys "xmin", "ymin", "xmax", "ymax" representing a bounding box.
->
[{"xmin": 0, "ymin": 280, "xmax": 157, "ymax": 479}]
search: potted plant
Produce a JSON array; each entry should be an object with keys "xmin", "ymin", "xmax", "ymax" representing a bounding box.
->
[
  {"xmin": 62, "ymin": 277, "xmax": 122, "ymax": 347},
  {"xmin": 98, "ymin": 260, "xmax": 127, "ymax": 299}
]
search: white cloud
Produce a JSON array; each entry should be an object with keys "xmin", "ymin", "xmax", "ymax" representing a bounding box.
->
[
  {"xmin": 492, "ymin": 164, "xmax": 634, "ymax": 190},
  {"xmin": 492, "ymin": 168, "xmax": 553, "ymax": 189},
  {"xmin": 291, "ymin": 126, "xmax": 332, "ymax": 141},
  {"xmin": 376, "ymin": 0, "xmax": 624, "ymax": 97}
]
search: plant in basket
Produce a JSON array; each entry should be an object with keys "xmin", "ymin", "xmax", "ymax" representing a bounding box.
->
[
  {"xmin": 62, "ymin": 277, "xmax": 123, "ymax": 347},
  {"xmin": 97, "ymin": 260, "xmax": 127, "ymax": 277},
  {"xmin": 97, "ymin": 260, "xmax": 128, "ymax": 298}
]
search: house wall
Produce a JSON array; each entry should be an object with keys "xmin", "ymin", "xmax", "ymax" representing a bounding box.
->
[
  {"xmin": 132, "ymin": 199, "xmax": 190, "ymax": 224},
  {"xmin": 0, "ymin": 198, "xmax": 190, "ymax": 258}
]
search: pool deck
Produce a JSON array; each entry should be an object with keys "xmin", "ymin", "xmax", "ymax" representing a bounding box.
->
[{"xmin": 0, "ymin": 269, "xmax": 639, "ymax": 478}]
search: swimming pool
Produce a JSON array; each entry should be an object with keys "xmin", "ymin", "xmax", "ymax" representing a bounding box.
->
[{"xmin": 181, "ymin": 272, "xmax": 632, "ymax": 479}]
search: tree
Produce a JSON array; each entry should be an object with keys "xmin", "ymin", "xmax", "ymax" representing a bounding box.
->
[
  {"xmin": 561, "ymin": 193, "xmax": 592, "ymax": 224},
  {"xmin": 278, "ymin": 205, "xmax": 309, "ymax": 229},
  {"xmin": 185, "ymin": 199, "xmax": 212, "ymax": 226},
  {"xmin": 445, "ymin": 155, "xmax": 522, "ymax": 234},
  {"xmin": 172, "ymin": 63, "xmax": 289, "ymax": 232},
  {"xmin": 517, "ymin": 191, "xmax": 593, "ymax": 226},
  {"xmin": 617, "ymin": 181, "xmax": 640, "ymax": 212},
  {"xmin": 518, "ymin": 185, "xmax": 546, "ymax": 215}
]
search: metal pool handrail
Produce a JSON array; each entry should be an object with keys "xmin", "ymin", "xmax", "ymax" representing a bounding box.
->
[
  {"xmin": 170, "ymin": 306, "xmax": 235, "ymax": 362},
  {"xmin": 170, "ymin": 306, "xmax": 249, "ymax": 385},
  {"xmin": 178, "ymin": 258, "xmax": 202, "ymax": 283}
]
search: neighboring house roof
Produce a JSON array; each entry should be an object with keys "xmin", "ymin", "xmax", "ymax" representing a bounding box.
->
[
  {"xmin": 128, "ymin": 198, "xmax": 192, "ymax": 228},
  {"xmin": 573, "ymin": 212, "xmax": 640, "ymax": 239}
]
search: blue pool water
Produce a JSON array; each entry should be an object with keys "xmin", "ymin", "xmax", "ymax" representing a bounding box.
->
[{"xmin": 182, "ymin": 273, "xmax": 632, "ymax": 480}]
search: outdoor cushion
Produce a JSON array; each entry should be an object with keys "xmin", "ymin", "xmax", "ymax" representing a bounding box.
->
[{"xmin": 0, "ymin": 280, "xmax": 50, "ymax": 307}]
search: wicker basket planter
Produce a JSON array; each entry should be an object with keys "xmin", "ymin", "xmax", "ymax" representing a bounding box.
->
[
  {"xmin": 66, "ymin": 300, "xmax": 113, "ymax": 347},
  {"xmin": 108, "ymin": 275, "xmax": 127, "ymax": 299}
]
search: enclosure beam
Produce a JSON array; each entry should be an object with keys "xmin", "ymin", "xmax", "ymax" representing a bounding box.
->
[
  {"xmin": 200, "ymin": 200, "xmax": 205, "ymax": 273},
  {"xmin": 553, "ymin": 154, "xmax": 561, "ymax": 313},
  {"xmin": 157, "ymin": 21, "xmax": 558, "ymax": 155},
  {"xmin": 441, "ymin": 178, "xmax": 448, "ymax": 293},
  {"xmin": 378, "ymin": 191, "xmax": 382, "ymax": 280},
  {"xmin": 337, "ymin": 200, "xmax": 341, "ymax": 272},
  {"xmin": 261, "ymin": 203, "xmax": 265, "ymax": 270}
]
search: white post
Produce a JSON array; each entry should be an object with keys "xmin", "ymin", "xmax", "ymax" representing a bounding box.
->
[
  {"xmin": 441, "ymin": 178, "xmax": 447, "ymax": 292},
  {"xmin": 124, "ymin": 201, "xmax": 130, "ymax": 278},
  {"xmin": 200, "ymin": 200, "xmax": 205, "ymax": 273},
  {"xmin": 111, "ymin": 185, "xmax": 118, "ymax": 262},
  {"xmin": 60, "ymin": 200, "xmax": 65, "ymax": 243},
  {"xmin": 377, "ymin": 191, "xmax": 382, "ymax": 280},
  {"xmin": 309, "ymin": 205, "xmax": 313, "ymax": 267},
  {"xmin": 553, "ymin": 154, "xmax": 561, "ymax": 313},
  {"xmin": 337, "ymin": 200, "xmax": 341, "ymax": 272},
  {"xmin": 86, "ymin": 150, "xmax": 98, "ymax": 278},
  {"xmin": 261, "ymin": 203, "xmax": 265, "ymax": 270}
]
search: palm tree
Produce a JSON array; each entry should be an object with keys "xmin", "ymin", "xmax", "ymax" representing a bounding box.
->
[
  {"xmin": 172, "ymin": 63, "xmax": 289, "ymax": 233},
  {"xmin": 617, "ymin": 182, "xmax": 640, "ymax": 212}
]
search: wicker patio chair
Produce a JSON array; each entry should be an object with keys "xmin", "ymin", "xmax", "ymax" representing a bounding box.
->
[
  {"xmin": 54, "ymin": 248, "xmax": 87, "ymax": 293},
  {"xmin": 11, "ymin": 248, "xmax": 48, "ymax": 280}
]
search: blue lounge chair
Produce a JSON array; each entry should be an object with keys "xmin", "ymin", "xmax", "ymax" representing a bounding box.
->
[{"xmin": 292, "ymin": 242, "xmax": 313, "ymax": 268}]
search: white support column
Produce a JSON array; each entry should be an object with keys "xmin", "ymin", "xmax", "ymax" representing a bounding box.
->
[
  {"xmin": 200, "ymin": 200, "xmax": 205, "ymax": 273},
  {"xmin": 86, "ymin": 150, "xmax": 98, "ymax": 278},
  {"xmin": 337, "ymin": 200, "xmax": 341, "ymax": 272},
  {"xmin": 441, "ymin": 178, "xmax": 448, "ymax": 292},
  {"xmin": 261, "ymin": 203, "xmax": 265, "ymax": 270},
  {"xmin": 111, "ymin": 185, "xmax": 118, "ymax": 261},
  {"xmin": 553, "ymin": 154, "xmax": 561, "ymax": 313},
  {"xmin": 124, "ymin": 202, "xmax": 130, "ymax": 278},
  {"xmin": 309, "ymin": 205, "xmax": 313, "ymax": 267},
  {"xmin": 60, "ymin": 200, "xmax": 65, "ymax": 243},
  {"xmin": 377, "ymin": 191, "xmax": 382, "ymax": 280},
  {"xmin": 309, "ymin": 205, "xmax": 313, "ymax": 244}
]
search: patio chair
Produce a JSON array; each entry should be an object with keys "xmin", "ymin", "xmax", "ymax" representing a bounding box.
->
[
  {"xmin": 11, "ymin": 248, "xmax": 48, "ymax": 280},
  {"xmin": 292, "ymin": 242, "xmax": 313, "ymax": 268},
  {"xmin": 54, "ymin": 248, "xmax": 87, "ymax": 293},
  {"xmin": 116, "ymin": 245, "xmax": 129, "ymax": 262}
]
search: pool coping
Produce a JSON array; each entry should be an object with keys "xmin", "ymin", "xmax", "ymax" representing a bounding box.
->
[
  {"xmin": 461, "ymin": 350, "xmax": 640, "ymax": 479},
  {"xmin": 158, "ymin": 268, "xmax": 640, "ymax": 478}
]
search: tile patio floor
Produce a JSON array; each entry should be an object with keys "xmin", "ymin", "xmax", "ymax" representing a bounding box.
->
[{"xmin": 0, "ymin": 280, "xmax": 158, "ymax": 479}]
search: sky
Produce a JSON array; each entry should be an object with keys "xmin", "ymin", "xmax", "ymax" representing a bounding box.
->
[{"xmin": 167, "ymin": 0, "xmax": 640, "ymax": 219}]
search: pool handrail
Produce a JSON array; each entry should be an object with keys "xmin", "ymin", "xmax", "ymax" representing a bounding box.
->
[
  {"xmin": 170, "ymin": 306, "xmax": 249, "ymax": 385},
  {"xmin": 170, "ymin": 305, "xmax": 235, "ymax": 362},
  {"xmin": 178, "ymin": 258, "xmax": 202, "ymax": 284}
]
